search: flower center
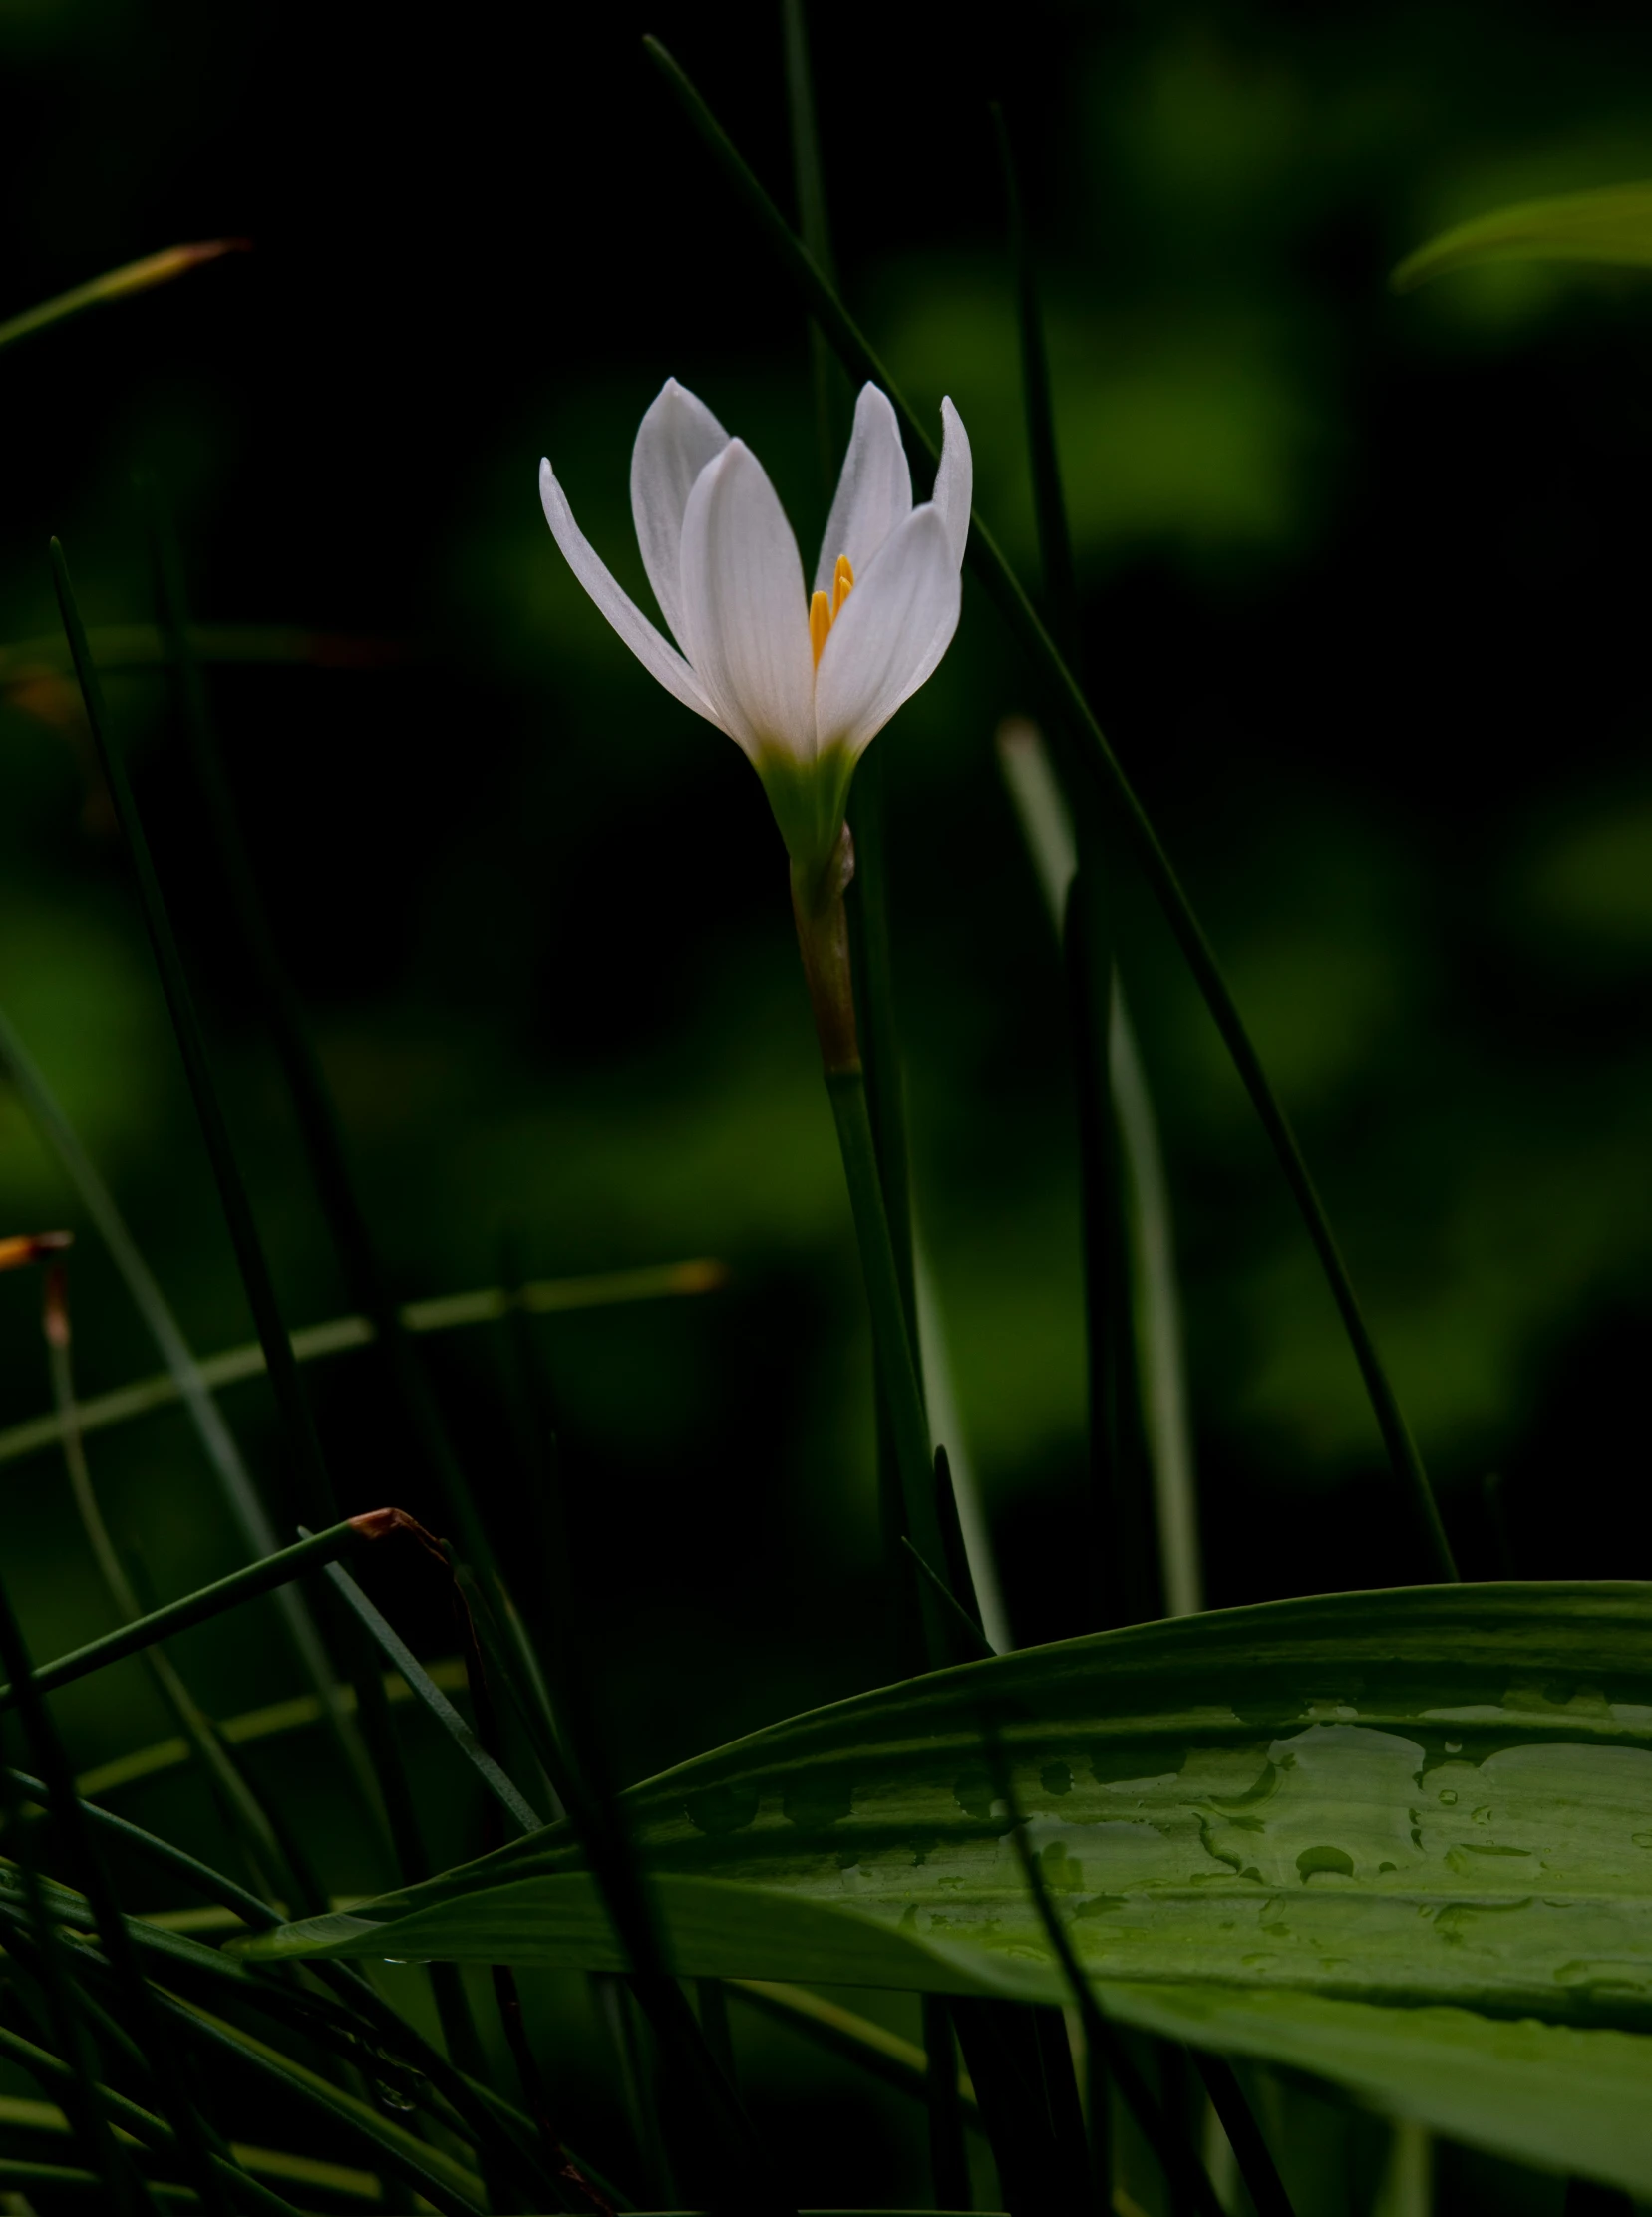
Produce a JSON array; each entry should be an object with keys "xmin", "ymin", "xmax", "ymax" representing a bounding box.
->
[{"xmin": 809, "ymin": 554, "xmax": 855, "ymax": 666}]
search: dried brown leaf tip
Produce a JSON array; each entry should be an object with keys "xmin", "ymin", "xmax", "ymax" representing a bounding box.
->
[
  {"xmin": 0, "ymin": 1230, "xmax": 73, "ymax": 1273},
  {"xmin": 348, "ymin": 1505, "xmax": 448, "ymax": 1564}
]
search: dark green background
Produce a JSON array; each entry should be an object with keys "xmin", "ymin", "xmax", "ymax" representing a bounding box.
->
[{"xmin": 0, "ymin": 1, "xmax": 1648, "ymax": 2198}]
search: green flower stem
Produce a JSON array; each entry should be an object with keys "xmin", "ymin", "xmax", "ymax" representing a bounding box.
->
[
  {"xmin": 796, "ymin": 882, "xmax": 948, "ymax": 1650},
  {"xmin": 828, "ymin": 1066, "xmax": 949, "ymax": 1662},
  {"xmin": 643, "ymin": 34, "xmax": 1458, "ymax": 1586},
  {"xmin": 0, "ymin": 1520, "xmax": 364, "ymax": 1710}
]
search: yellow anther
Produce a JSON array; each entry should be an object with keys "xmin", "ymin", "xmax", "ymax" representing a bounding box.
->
[{"xmin": 810, "ymin": 556, "xmax": 856, "ymax": 667}]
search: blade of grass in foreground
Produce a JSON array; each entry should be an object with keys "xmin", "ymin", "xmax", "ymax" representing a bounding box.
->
[
  {"xmin": 641, "ymin": 36, "xmax": 1455, "ymax": 1585},
  {"xmin": 39, "ymin": 1262, "xmax": 312, "ymax": 1912},
  {"xmin": 0, "ymin": 241, "xmax": 245, "ymax": 354},
  {"xmin": 494, "ymin": 1299, "xmax": 794, "ymax": 2215},
  {"xmin": 996, "ymin": 720, "xmax": 1201, "ymax": 1616},
  {"xmin": 994, "ymin": 107, "xmax": 1160, "ymax": 1630},
  {"xmin": 0, "ymin": 1003, "xmax": 349, "ymax": 1718},
  {"xmin": 52, "ymin": 539, "xmax": 403, "ymax": 1851},
  {"xmin": 0, "ymin": 1518, "xmax": 368, "ymax": 1707},
  {"xmin": 0, "ymin": 1559, "xmax": 231, "ymax": 2215},
  {"xmin": 145, "ymin": 481, "xmax": 495, "ymax": 1579},
  {"xmin": 0, "ymin": 1259, "xmax": 726, "ymax": 1470}
]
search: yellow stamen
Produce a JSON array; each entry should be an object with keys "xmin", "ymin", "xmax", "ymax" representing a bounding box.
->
[{"xmin": 810, "ymin": 555, "xmax": 856, "ymax": 667}]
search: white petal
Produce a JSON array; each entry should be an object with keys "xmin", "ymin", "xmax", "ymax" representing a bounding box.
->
[
  {"xmin": 539, "ymin": 459, "xmax": 720, "ymax": 728},
  {"xmin": 814, "ymin": 503, "xmax": 960, "ymax": 761},
  {"xmin": 629, "ymin": 379, "xmax": 731, "ymax": 651},
  {"xmin": 678, "ymin": 441, "xmax": 816, "ymax": 759},
  {"xmin": 814, "ymin": 383, "xmax": 913, "ymax": 596},
  {"xmin": 930, "ymin": 397, "xmax": 973, "ymax": 570}
]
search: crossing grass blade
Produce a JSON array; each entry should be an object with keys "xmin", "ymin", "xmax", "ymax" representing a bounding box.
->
[
  {"xmin": 0, "ymin": 1564, "xmax": 230, "ymax": 2214},
  {"xmin": 1394, "ymin": 181, "xmax": 1652, "ymax": 290},
  {"xmin": 640, "ymin": 35, "xmax": 1455, "ymax": 1586},
  {"xmin": 0, "ymin": 1002, "xmax": 350, "ymax": 1757},
  {"xmin": 145, "ymin": 479, "xmax": 496, "ymax": 1576},
  {"xmin": 316, "ymin": 1547, "xmax": 543, "ymax": 1834},
  {"xmin": 996, "ymin": 721, "xmax": 1201, "ymax": 1616},
  {"xmin": 39, "ymin": 1262, "xmax": 313, "ymax": 1911},
  {"xmin": 0, "ymin": 1519, "xmax": 369, "ymax": 1709},
  {"xmin": 0, "ymin": 241, "xmax": 244, "ymax": 354},
  {"xmin": 74, "ymin": 1658, "xmax": 469, "ymax": 1799},
  {"xmin": 0, "ymin": 1260, "xmax": 726, "ymax": 1471}
]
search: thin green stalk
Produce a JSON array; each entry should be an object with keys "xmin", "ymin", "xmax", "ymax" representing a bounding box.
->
[
  {"xmin": 984, "ymin": 1734, "xmax": 1225, "ymax": 2217},
  {"xmin": 144, "ymin": 481, "xmax": 496, "ymax": 1579},
  {"xmin": 42, "ymin": 1264, "xmax": 308, "ymax": 1911},
  {"xmin": 0, "ymin": 1763, "xmax": 141, "ymax": 2212},
  {"xmin": 0, "ymin": 1001, "xmax": 355, "ymax": 1778},
  {"xmin": 0, "ymin": 2014, "xmax": 301, "ymax": 2216},
  {"xmin": 51, "ymin": 538, "xmax": 334, "ymax": 1529},
  {"xmin": 996, "ymin": 105, "xmax": 1159, "ymax": 1629},
  {"xmin": 991, "ymin": 103, "xmax": 1080, "ymax": 660},
  {"xmin": 1066, "ymin": 875, "xmax": 1159, "ymax": 1628},
  {"xmin": 0, "ymin": 1519, "xmax": 365, "ymax": 1708},
  {"xmin": 922, "ymin": 1997, "xmax": 971, "ymax": 2211},
  {"xmin": 0, "ymin": 242, "xmax": 243, "ymax": 354},
  {"xmin": 779, "ymin": 0, "xmax": 848, "ymax": 486},
  {"xmin": 316, "ymin": 1547, "xmax": 543, "ymax": 1834},
  {"xmin": 0, "ymin": 1857, "xmax": 564, "ymax": 2210},
  {"xmin": 640, "ymin": 36, "xmax": 1457, "ymax": 1584},
  {"xmin": 727, "ymin": 1981, "xmax": 978, "ymax": 2119},
  {"xmin": 1190, "ymin": 2052, "xmax": 1296, "ymax": 2217},
  {"xmin": 997, "ymin": 721, "xmax": 1201, "ymax": 1614},
  {"xmin": 490, "ymin": 1316, "xmax": 792, "ymax": 2215},
  {"xmin": 826, "ymin": 1069, "xmax": 949, "ymax": 1652},
  {"xmin": 0, "ymin": 1258, "xmax": 725, "ymax": 1472},
  {"xmin": 51, "ymin": 541, "xmax": 402, "ymax": 1839},
  {"xmin": 0, "ymin": 1563, "xmax": 229, "ymax": 2215}
]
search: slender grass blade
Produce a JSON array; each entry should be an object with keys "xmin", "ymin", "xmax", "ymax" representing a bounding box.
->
[{"xmin": 0, "ymin": 241, "xmax": 245, "ymax": 354}]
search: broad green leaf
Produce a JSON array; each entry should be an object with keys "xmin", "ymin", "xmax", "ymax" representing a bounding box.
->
[
  {"xmin": 237, "ymin": 1583, "xmax": 1652, "ymax": 2184},
  {"xmin": 1394, "ymin": 181, "xmax": 1652, "ymax": 290}
]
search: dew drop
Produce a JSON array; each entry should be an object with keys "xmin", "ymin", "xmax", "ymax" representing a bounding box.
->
[
  {"xmin": 376, "ymin": 2081, "xmax": 417, "ymax": 2113},
  {"xmin": 1632, "ymin": 1833, "xmax": 1652, "ymax": 1849},
  {"xmin": 1438, "ymin": 1789, "xmax": 1458, "ymax": 1805},
  {"xmin": 1445, "ymin": 1741, "xmax": 1462, "ymax": 1754}
]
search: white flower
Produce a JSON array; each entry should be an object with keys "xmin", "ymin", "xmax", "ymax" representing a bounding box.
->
[{"xmin": 539, "ymin": 378, "xmax": 971, "ymax": 900}]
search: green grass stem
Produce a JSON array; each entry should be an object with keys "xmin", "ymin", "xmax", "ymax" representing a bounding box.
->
[
  {"xmin": 0, "ymin": 1260, "xmax": 724, "ymax": 1472},
  {"xmin": 0, "ymin": 1520, "xmax": 363, "ymax": 1708},
  {"xmin": 641, "ymin": 37, "xmax": 1457, "ymax": 1584},
  {"xmin": 145, "ymin": 481, "xmax": 496, "ymax": 1576},
  {"xmin": 41, "ymin": 1266, "xmax": 311, "ymax": 1911},
  {"xmin": 0, "ymin": 242, "xmax": 243, "ymax": 355},
  {"xmin": 0, "ymin": 1563, "xmax": 230, "ymax": 2214},
  {"xmin": 1190, "ymin": 2053, "xmax": 1295, "ymax": 2217},
  {"xmin": 983, "ymin": 1735, "xmax": 1226, "ymax": 2217},
  {"xmin": 826, "ymin": 1070, "xmax": 950, "ymax": 1658},
  {"xmin": 50, "ymin": 540, "xmax": 400, "ymax": 1838},
  {"xmin": 997, "ymin": 723, "xmax": 1201, "ymax": 1614},
  {"xmin": 314, "ymin": 1547, "xmax": 542, "ymax": 1835},
  {"xmin": 0, "ymin": 1002, "xmax": 350, "ymax": 1755}
]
